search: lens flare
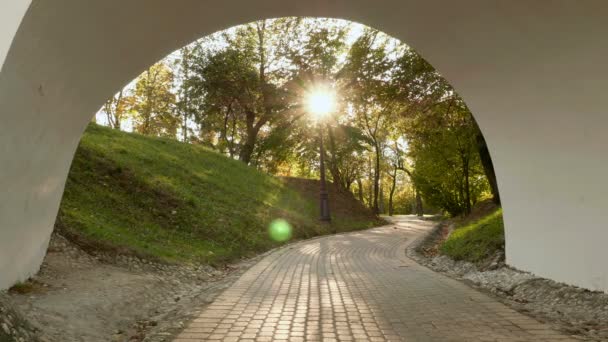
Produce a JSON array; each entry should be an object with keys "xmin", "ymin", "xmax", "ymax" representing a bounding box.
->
[
  {"xmin": 268, "ymin": 219, "xmax": 293, "ymax": 242},
  {"xmin": 306, "ymin": 87, "xmax": 335, "ymax": 120}
]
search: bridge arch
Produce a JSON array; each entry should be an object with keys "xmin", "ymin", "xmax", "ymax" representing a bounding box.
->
[{"xmin": 1, "ymin": 0, "xmax": 607, "ymax": 292}]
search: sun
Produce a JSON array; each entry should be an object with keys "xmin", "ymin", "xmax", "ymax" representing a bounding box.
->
[{"xmin": 306, "ymin": 87, "xmax": 336, "ymax": 120}]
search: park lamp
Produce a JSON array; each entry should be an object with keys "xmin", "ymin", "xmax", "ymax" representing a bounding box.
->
[{"xmin": 305, "ymin": 85, "xmax": 335, "ymax": 223}]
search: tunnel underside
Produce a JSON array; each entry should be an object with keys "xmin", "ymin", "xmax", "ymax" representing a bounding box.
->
[{"xmin": 1, "ymin": 0, "xmax": 607, "ymax": 291}]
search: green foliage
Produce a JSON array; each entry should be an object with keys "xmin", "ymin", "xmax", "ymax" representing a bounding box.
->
[
  {"xmin": 286, "ymin": 18, "xmax": 349, "ymax": 76},
  {"xmin": 8, "ymin": 281, "xmax": 35, "ymax": 295},
  {"xmin": 325, "ymin": 124, "xmax": 370, "ymax": 188},
  {"xmin": 440, "ymin": 209, "xmax": 505, "ymax": 263},
  {"xmin": 102, "ymin": 89, "xmax": 131, "ymax": 130},
  {"xmin": 130, "ymin": 63, "xmax": 179, "ymax": 137},
  {"xmin": 185, "ymin": 19, "xmax": 301, "ymax": 165},
  {"xmin": 95, "ymin": 17, "xmax": 500, "ymax": 218},
  {"xmin": 406, "ymin": 99, "xmax": 489, "ymax": 216},
  {"xmin": 57, "ymin": 124, "xmax": 380, "ymax": 265},
  {"xmin": 173, "ymin": 45, "xmax": 203, "ymax": 142},
  {"xmin": 338, "ymin": 28, "xmax": 403, "ymax": 213},
  {"xmin": 390, "ymin": 45, "xmax": 494, "ymax": 216}
]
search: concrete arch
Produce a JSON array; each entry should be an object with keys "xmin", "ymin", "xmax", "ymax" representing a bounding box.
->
[{"xmin": 1, "ymin": 0, "xmax": 607, "ymax": 292}]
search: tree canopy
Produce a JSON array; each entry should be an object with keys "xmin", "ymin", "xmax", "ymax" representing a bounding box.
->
[{"xmin": 96, "ymin": 17, "xmax": 499, "ymax": 217}]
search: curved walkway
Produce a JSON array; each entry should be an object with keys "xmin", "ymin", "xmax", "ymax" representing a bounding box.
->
[{"xmin": 174, "ymin": 216, "xmax": 573, "ymax": 341}]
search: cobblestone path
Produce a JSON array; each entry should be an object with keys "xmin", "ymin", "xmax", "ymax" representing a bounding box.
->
[{"xmin": 174, "ymin": 216, "xmax": 574, "ymax": 341}]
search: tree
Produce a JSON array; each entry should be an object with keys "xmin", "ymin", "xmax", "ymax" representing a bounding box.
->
[
  {"xmin": 325, "ymin": 124, "xmax": 369, "ymax": 191},
  {"xmin": 406, "ymin": 98, "xmax": 488, "ymax": 216},
  {"xmin": 392, "ymin": 48, "xmax": 500, "ymax": 206},
  {"xmin": 386, "ymin": 141, "xmax": 405, "ymax": 216},
  {"xmin": 476, "ymin": 129, "xmax": 501, "ymax": 205},
  {"xmin": 173, "ymin": 45, "xmax": 201, "ymax": 142},
  {"xmin": 130, "ymin": 63, "xmax": 179, "ymax": 138},
  {"xmin": 341, "ymin": 29, "xmax": 400, "ymax": 214},
  {"xmin": 187, "ymin": 19, "xmax": 299, "ymax": 165},
  {"xmin": 96, "ymin": 17, "xmax": 501, "ymax": 218},
  {"xmin": 102, "ymin": 90, "xmax": 131, "ymax": 129}
]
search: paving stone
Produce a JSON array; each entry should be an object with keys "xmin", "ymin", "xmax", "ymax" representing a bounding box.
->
[{"xmin": 173, "ymin": 220, "xmax": 571, "ymax": 341}]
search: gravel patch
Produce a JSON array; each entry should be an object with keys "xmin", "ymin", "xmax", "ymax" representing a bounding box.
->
[
  {"xmin": 0, "ymin": 234, "xmax": 263, "ymax": 342},
  {"xmin": 0, "ymin": 299, "xmax": 39, "ymax": 342},
  {"xmin": 407, "ymin": 223, "xmax": 608, "ymax": 341}
]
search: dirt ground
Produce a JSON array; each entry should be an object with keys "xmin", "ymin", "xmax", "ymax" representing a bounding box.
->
[{"xmin": 4, "ymin": 235, "xmax": 260, "ymax": 342}]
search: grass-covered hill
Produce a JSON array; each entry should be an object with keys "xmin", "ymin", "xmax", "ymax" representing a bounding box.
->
[
  {"xmin": 55, "ymin": 124, "xmax": 383, "ymax": 265},
  {"xmin": 440, "ymin": 202, "xmax": 504, "ymax": 263}
]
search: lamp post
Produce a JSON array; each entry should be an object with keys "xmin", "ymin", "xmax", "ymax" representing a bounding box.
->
[
  {"xmin": 318, "ymin": 124, "xmax": 331, "ymax": 222},
  {"xmin": 306, "ymin": 87, "xmax": 335, "ymax": 223}
]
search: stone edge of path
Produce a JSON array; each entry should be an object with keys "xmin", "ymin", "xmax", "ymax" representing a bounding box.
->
[
  {"xmin": 403, "ymin": 219, "xmax": 606, "ymax": 341},
  {"xmin": 0, "ymin": 297, "xmax": 40, "ymax": 342}
]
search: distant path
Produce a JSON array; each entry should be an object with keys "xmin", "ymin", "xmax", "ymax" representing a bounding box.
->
[{"xmin": 174, "ymin": 216, "xmax": 574, "ymax": 341}]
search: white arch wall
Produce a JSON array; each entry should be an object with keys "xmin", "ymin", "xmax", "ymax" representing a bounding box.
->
[
  {"xmin": 1, "ymin": 0, "xmax": 607, "ymax": 292},
  {"xmin": 0, "ymin": 0, "xmax": 30, "ymax": 71}
]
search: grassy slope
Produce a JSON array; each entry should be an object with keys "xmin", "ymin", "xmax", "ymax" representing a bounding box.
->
[
  {"xmin": 440, "ymin": 208, "xmax": 505, "ymax": 263},
  {"xmin": 56, "ymin": 124, "xmax": 382, "ymax": 265}
]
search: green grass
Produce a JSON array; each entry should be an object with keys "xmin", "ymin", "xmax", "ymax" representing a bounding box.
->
[
  {"xmin": 8, "ymin": 282, "xmax": 35, "ymax": 295},
  {"xmin": 440, "ymin": 208, "xmax": 504, "ymax": 263},
  {"xmin": 57, "ymin": 124, "xmax": 380, "ymax": 265}
]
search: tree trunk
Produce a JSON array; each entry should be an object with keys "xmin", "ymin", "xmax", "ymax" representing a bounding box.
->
[
  {"xmin": 388, "ymin": 168, "xmax": 397, "ymax": 216},
  {"xmin": 367, "ymin": 156, "xmax": 374, "ymax": 209},
  {"xmin": 239, "ymin": 118, "xmax": 271, "ymax": 164},
  {"xmin": 326, "ymin": 124, "xmax": 343, "ymax": 190},
  {"xmin": 112, "ymin": 113, "xmax": 121, "ymax": 129},
  {"xmin": 181, "ymin": 49, "xmax": 190, "ymax": 142},
  {"xmin": 345, "ymin": 179, "xmax": 353, "ymax": 191},
  {"xmin": 105, "ymin": 110, "xmax": 112, "ymax": 127},
  {"xmin": 475, "ymin": 131, "xmax": 500, "ymax": 205},
  {"xmin": 114, "ymin": 90, "xmax": 124, "ymax": 129},
  {"xmin": 357, "ymin": 179, "xmax": 364, "ymax": 203},
  {"xmin": 463, "ymin": 155, "xmax": 472, "ymax": 215},
  {"xmin": 239, "ymin": 133, "xmax": 257, "ymax": 165},
  {"xmin": 239, "ymin": 110, "xmax": 260, "ymax": 165},
  {"xmin": 182, "ymin": 112, "xmax": 188, "ymax": 142},
  {"xmin": 104, "ymin": 90, "xmax": 123, "ymax": 129},
  {"xmin": 372, "ymin": 143, "xmax": 381, "ymax": 214},
  {"xmin": 378, "ymin": 184, "xmax": 385, "ymax": 214},
  {"xmin": 218, "ymin": 110, "xmax": 230, "ymax": 154},
  {"xmin": 142, "ymin": 105, "xmax": 152, "ymax": 135},
  {"xmin": 229, "ymin": 113, "xmax": 237, "ymax": 158},
  {"xmin": 415, "ymin": 188, "xmax": 424, "ymax": 217},
  {"xmin": 236, "ymin": 21, "xmax": 272, "ymax": 166}
]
